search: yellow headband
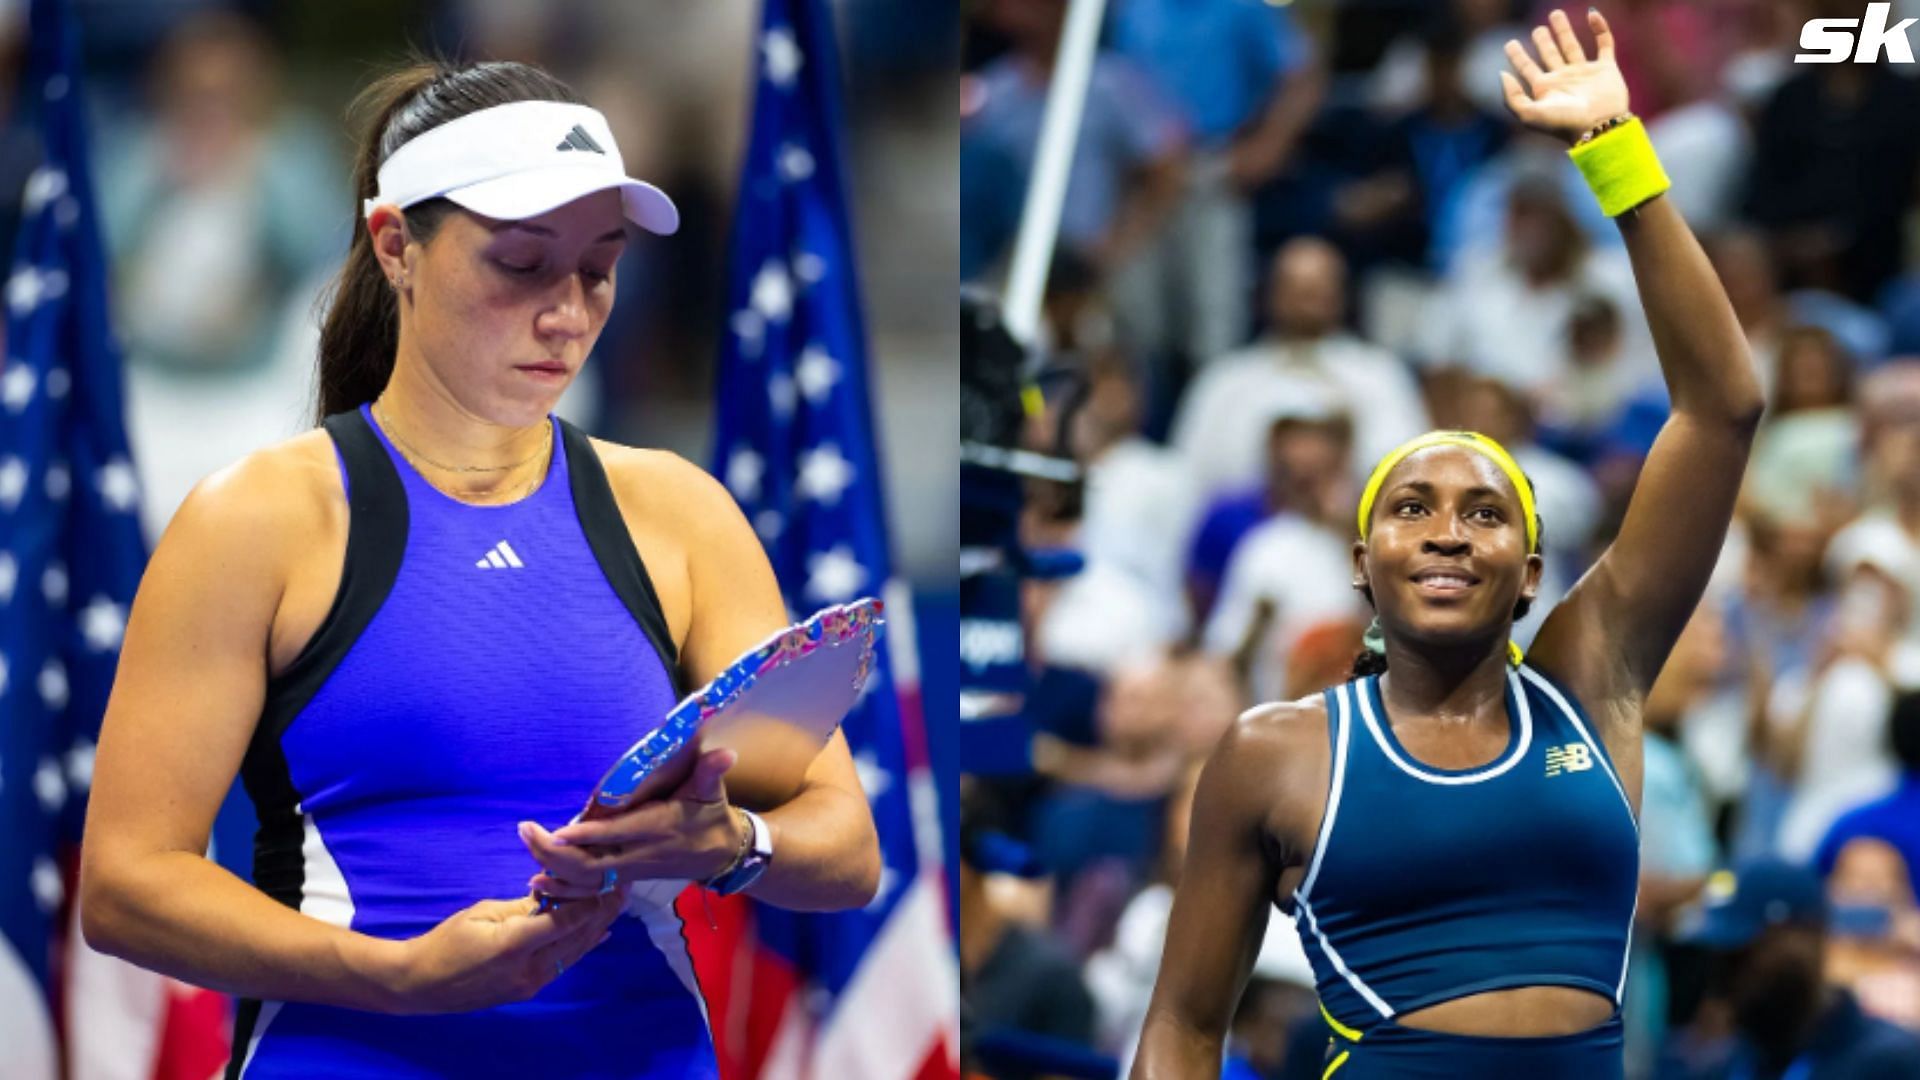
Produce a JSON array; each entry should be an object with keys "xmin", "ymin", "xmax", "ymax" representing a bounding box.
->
[{"xmin": 1356, "ymin": 431, "xmax": 1539, "ymax": 553}]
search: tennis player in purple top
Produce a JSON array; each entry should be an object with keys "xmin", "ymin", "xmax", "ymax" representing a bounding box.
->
[{"xmin": 77, "ymin": 59, "xmax": 880, "ymax": 1078}]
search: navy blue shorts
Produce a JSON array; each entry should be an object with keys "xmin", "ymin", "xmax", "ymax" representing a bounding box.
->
[{"xmin": 1323, "ymin": 1015, "xmax": 1624, "ymax": 1078}]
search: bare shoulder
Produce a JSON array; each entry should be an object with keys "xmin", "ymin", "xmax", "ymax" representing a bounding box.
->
[
  {"xmin": 1227, "ymin": 694, "xmax": 1331, "ymax": 763},
  {"xmin": 1198, "ymin": 693, "xmax": 1333, "ymax": 863},
  {"xmin": 587, "ymin": 438, "xmax": 735, "ymax": 518},
  {"xmin": 128, "ymin": 428, "xmax": 347, "ymax": 680},
  {"xmin": 579, "ymin": 439, "xmax": 736, "ymax": 650},
  {"xmin": 161, "ymin": 429, "xmax": 340, "ymax": 561}
]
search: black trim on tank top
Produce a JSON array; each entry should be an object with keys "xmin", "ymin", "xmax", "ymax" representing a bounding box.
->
[
  {"xmin": 225, "ymin": 999, "xmax": 262, "ymax": 1080},
  {"xmin": 230, "ymin": 408, "xmax": 408, "ymax": 1079},
  {"xmin": 557, "ymin": 417, "xmax": 683, "ymax": 696}
]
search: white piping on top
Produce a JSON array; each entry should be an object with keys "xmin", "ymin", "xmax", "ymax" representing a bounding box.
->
[
  {"xmin": 1295, "ymin": 681, "xmax": 1353, "ymax": 905},
  {"xmin": 1294, "ymin": 891, "xmax": 1396, "ymax": 1019},
  {"xmin": 1515, "ymin": 665, "xmax": 1637, "ymax": 833},
  {"xmin": 1356, "ymin": 670, "xmax": 1533, "ymax": 785}
]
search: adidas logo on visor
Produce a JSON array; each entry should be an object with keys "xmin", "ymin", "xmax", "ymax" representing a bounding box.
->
[
  {"xmin": 475, "ymin": 541, "xmax": 525, "ymax": 569},
  {"xmin": 555, "ymin": 125, "xmax": 606, "ymax": 154}
]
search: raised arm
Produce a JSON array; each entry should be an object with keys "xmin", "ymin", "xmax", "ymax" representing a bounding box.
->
[
  {"xmin": 1503, "ymin": 10, "xmax": 1764, "ymax": 701},
  {"xmin": 1132, "ymin": 709, "xmax": 1296, "ymax": 1078}
]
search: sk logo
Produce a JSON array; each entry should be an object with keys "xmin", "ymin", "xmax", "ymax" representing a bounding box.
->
[{"xmin": 1544, "ymin": 743, "xmax": 1593, "ymax": 778}]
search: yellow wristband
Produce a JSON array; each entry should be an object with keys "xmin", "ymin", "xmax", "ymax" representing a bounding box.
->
[{"xmin": 1568, "ymin": 116, "xmax": 1670, "ymax": 218}]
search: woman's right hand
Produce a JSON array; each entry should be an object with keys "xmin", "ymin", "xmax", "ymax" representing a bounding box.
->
[
  {"xmin": 1499, "ymin": 9, "xmax": 1630, "ymax": 145},
  {"xmin": 383, "ymin": 890, "xmax": 627, "ymax": 1014}
]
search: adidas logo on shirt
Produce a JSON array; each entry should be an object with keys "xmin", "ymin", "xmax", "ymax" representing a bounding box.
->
[
  {"xmin": 555, "ymin": 125, "xmax": 606, "ymax": 154},
  {"xmin": 1544, "ymin": 743, "xmax": 1594, "ymax": 777},
  {"xmin": 475, "ymin": 541, "xmax": 525, "ymax": 569}
]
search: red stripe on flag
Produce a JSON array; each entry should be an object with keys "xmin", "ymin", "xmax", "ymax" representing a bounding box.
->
[
  {"xmin": 913, "ymin": 1040, "xmax": 958, "ymax": 1080},
  {"xmin": 676, "ymin": 887, "xmax": 801, "ymax": 1080},
  {"xmin": 150, "ymin": 984, "xmax": 230, "ymax": 1080}
]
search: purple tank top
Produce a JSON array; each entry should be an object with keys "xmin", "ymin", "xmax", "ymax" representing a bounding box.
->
[{"xmin": 230, "ymin": 404, "xmax": 714, "ymax": 1078}]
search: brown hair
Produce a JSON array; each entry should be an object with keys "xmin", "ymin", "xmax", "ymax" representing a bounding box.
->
[{"xmin": 314, "ymin": 59, "xmax": 585, "ymax": 423}]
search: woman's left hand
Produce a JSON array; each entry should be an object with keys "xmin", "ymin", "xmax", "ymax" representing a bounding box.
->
[
  {"xmin": 1500, "ymin": 8, "xmax": 1631, "ymax": 144},
  {"xmin": 519, "ymin": 748, "xmax": 748, "ymax": 900}
]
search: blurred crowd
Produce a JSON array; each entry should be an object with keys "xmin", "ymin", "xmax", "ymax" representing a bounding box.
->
[
  {"xmin": 0, "ymin": 0, "xmax": 957, "ymax": 580},
  {"xmin": 960, "ymin": 0, "xmax": 1920, "ymax": 1077}
]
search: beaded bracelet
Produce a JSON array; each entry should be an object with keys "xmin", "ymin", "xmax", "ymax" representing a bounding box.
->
[{"xmin": 1575, "ymin": 112, "xmax": 1636, "ymax": 147}]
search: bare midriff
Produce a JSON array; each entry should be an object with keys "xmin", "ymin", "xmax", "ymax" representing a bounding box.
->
[{"xmin": 1394, "ymin": 985, "xmax": 1615, "ymax": 1037}]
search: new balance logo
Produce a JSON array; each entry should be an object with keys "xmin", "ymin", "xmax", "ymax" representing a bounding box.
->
[
  {"xmin": 475, "ymin": 541, "xmax": 525, "ymax": 569},
  {"xmin": 1544, "ymin": 743, "xmax": 1594, "ymax": 778},
  {"xmin": 555, "ymin": 125, "xmax": 606, "ymax": 154}
]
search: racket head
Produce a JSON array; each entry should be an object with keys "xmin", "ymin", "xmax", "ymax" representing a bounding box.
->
[{"xmin": 587, "ymin": 598, "xmax": 884, "ymax": 812}]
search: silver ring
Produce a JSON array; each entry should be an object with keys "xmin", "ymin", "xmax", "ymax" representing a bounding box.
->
[{"xmin": 597, "ymin": 868, "xmax": 619, "ymax": 895}]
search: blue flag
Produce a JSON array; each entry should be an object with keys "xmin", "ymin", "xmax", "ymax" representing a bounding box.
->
[
  {"xmin": 0, "ymin": 0, "xmax": 148, "ymax": 1068},
  {"xmin": 711, "ymin": 0, "xmax": 956, "ymax": 1072}
]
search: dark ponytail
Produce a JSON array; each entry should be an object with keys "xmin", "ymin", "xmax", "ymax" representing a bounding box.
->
[
  {"xmin": 314, "ymin": 59, "xmax": 586, "ymax": 423},
  {"xmin": 1350, "ymin": 644, "xmax": 1390, "ymax": 680}
]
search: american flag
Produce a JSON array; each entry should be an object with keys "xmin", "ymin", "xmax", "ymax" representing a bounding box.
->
[
  {"xmin": 1, "ymin": 0, "xmax": 228, "ymax": 1076},
  {"xmin": 688, "ymin": 0, "xmax": 957, "ymax": 1076}
]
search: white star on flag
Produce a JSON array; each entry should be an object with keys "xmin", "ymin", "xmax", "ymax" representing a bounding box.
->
[
  {"xmin": 797, "ymin": 443, "xmax": 854, "ymax": 505},
  {"xmin": 0, "ymin": 550, "xmax": 14, "ymax": 602},
  {"xmin": 762, "ymin": 27, "xmax": 804, "ymax": 87},
  {"xmin": 805, "ymin": 544, "xmax": 867, "ymax": 602},
  {"xmin": 97, "ymin": 456, "xmax": 139, "ymax": 512},
  {"xmin": 853, "ymin": 750, "xmax": 892, "ymax": 801},
  {"xmin": 7, "ymin": 265, "xmax": 68, "ymax": 315},
  {"xmin": 750, "ymin": 259, "xmax": 793, "ymax": 324},
  {"xmin": 768, "ymin": 370, "xmax": 798, "ymax": 419},
  {"xmin": 45, "ymin": 366, "xmax": 69, "ymax": 399},
  {"xmin": 42, "ymin": 561, "xmax": 66, "ymax": 606},
  {"xmin": 22, "ymin": 166, "xmax": 67, "ymax": 215},
  {"xmin": 726, "ymin": 446, "xmax": 765, "ymax": 502},
  {"xmin": 730, "ymin": 310, "xmax": 766, "ymax": 360},
  {"xmin": 44, "ymin": 459, "xmax": 68, "ymax": 501},
  {"xmin": 0, "ymin": 455, "xmax": 25, "ymax": 509},
  {"xmin": 777, "ymin": 142, "xmax": 815, "ymax": 182},
  {"xmin": 796, "ymin": 345, "xmax": 840, "ymax": 404},
  {"xmin": 755, "ymin": 510, "xmax": 784, "ymax": 541},
  {"xmin": 80, "ymin": 594, "xmax": 126, "ymax": 652},
  {"xmin": 2, "ymin": 363, "xmax": 35, "ymax": 412},
  {"xmin": 33, "ymin": 756, "xmax": 65, "ymax": 813},
  {"xmin": 37, "ymin": 658, "xmax": 66, "ymax": 710},
  {"xmin": 792, "ymin": 251, "xmax": 826, "ymax": 284},
  {"xmin": 0, "ymin": 653, "xmax": 8, "ymax": 697},
  {"xmin": 66, "ymin": 738, "xmax": 95, "ymax": 792},
  {"xmin": 31, "ymin": 856, "xmax": 61, "ymax": 913}
]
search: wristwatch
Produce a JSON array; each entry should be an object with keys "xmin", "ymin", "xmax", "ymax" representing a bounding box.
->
[{"xmin": 705, "ymin": 809, "xmax": 773, "ymax": 897}]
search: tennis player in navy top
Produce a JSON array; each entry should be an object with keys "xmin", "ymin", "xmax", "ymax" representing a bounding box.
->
[
  {"xmin": 78, "ymin": 61, "xmax": 880, "ymax": 1078},
  {"xmin": 1133, "ymin": 11, "xmax": 1762, "ymax": 1079}
]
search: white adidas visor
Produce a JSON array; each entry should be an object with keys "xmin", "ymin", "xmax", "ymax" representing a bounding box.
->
[{"xmin": 362, "ymin": 100, "xmax": 679, "ymax": 235}]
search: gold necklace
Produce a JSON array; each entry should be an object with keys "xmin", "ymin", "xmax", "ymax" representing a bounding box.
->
[
  {"xmin": 374, "ymin": 400, "xmax": 546, "ymax": 473},
  {"xmin": 374, "ymin": 400, "xmax": 551, "ymax": 503}
]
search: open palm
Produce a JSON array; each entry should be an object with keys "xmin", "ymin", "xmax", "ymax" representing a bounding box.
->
[{"xmin": 1501, "ymin": 9, "xmax": 1631, "ymax": 142}]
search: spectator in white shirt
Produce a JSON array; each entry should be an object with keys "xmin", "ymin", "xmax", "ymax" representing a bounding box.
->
[
  {"xmin": 1170, "ymin": 236, "xmax": 1428, "ymax": 499},
  {"xmin": 1200, "ymin": 396, "xmax": 1366, "ymax": 703},
  {"xmin": 1419, "ymin": 170, "xmax": 1653, "ymax": 396}
]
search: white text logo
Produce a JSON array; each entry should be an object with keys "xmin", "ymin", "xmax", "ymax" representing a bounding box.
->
[{"xmin": 1797, "ymin": 3, "xmax": 1918, "ymax": 63}]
